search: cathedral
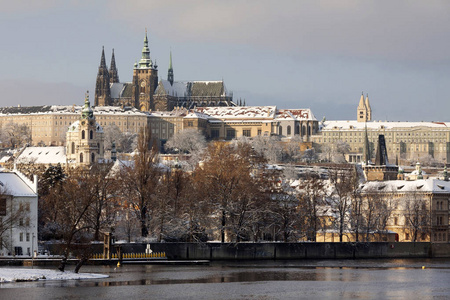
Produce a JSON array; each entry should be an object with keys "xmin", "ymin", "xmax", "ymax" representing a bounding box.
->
[{"xmin": 95, "ymin": 30, "xmax": 235, "ymax": 112}]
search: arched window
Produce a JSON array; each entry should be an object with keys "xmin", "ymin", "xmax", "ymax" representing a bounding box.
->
[
  {"xmin": 90, "ymin": 130, "xmax": 93, "ymax": 139},
  {"xmin": 81, "ymin": 130, "xmax": 85, "ymax": 139},
  {"xmin": 71, "ymin": 142, "xmax": 75, "ymax": 154},
  {"xmin": 307, "ymin": 125, "xmax": 311, "ymax": 136},
  {"xmin": 279, "ymin": 126, "xmax": 283, "ymax": 136},
  {"xmin": 287, "ymin": 126, "xmax": 291, "ymax": 135},
  {"xmin": 80, "ymin": 152, "xmax": 83, "ymax": 163},
  {"xmin": 295, "ymin": 125, "xmax": 300, "ymax": 135},
  {"xmin": 302, "ymin": 126, "xmax": 306, "ymax": 136},
  {"xmin": 91, "ymin": 152, "xmax": 95, "ymax": 163}
]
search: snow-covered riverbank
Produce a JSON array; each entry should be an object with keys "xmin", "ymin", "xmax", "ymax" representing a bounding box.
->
[{"xmin": 0, "ymin": 268, "xmax": 108, "ymax": 283}]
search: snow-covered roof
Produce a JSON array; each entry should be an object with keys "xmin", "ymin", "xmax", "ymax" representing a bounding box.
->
[
  {"xmin": 276, "ymin": 109, "xmax": 317, "ymax": 121},
  {"xmin": 361, "ymin": 178, "xmax": 450, "ymax": 193},
  {"xmin": 322, "ymin": 120, "xmax": 450, "ymax": 131},
  {"xmin": 155, "ymin": 80, "xmax": 230, "ymax": 97},
  {"xmin": 67, "ymin": 120, "xmax": 104, "ymax": 133},
  {"xmin": 16, "ymin": 146, "xmax": 66, "ymax": 165},
  {"xmin": 196, "ymin": 106, "xmax": 277, "ymax": 120},
  {"xmin": 0, "ymin": 172, "xmax": 36, "ymax": 197},
  {"xmin": 0, "ymin": 105, "xmax": 146, "ymax": 117}
]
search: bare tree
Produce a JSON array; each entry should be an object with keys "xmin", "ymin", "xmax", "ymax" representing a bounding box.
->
[
  {"xmin": 327, "ymin": 168, "xmax": 355, "ymax": 242},
  {"xmin": 250, "ymin": 135, "xmax": 283, "ymax": 163},
  {"xmin": 165, "ymin": 128, "xmax": 207, "ymax": 154},
  {"xmin": 402, "ymin": 191, "xmax": 431, "ymax": 242},
  {"xmin": 297, "ymin": 173, "xmax": 327, "ymax": 241},
  {"xmin": 1, "ymin": 122, "xmax": 31, "ymax": 148},
  {"xmin": 119, "ymin": 127, "xmax": 160, "ymax": 237}
]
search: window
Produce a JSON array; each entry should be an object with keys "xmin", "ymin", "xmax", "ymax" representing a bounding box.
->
[
  {"xmin": 243, "ymin": 129, "xmax": 251, "ymax": 137},
  {"xmin": 19, "ymin": 218, "xmax": 23, "ymax": 226},
  {"xmin": 226, "ymin": 129, "xmax": 236, "ymax": 139},
  {"xmin": 81, "ymin": 130, "xmax": 85, "ymax": 139},
  {"xmin": 295, "ymin": 125, "xmax": 300, "ymax": 135},
  {"xmin": 91, "ymin": 153, "xmax": 95, "ymax": 163},
  {"xmin": 90, "ymin": 130, "xmax": 93, "ymax": 139},
  {"xmin": 71, "ymin": 142, "xmax": 75, "ymax": 154},
  {"xmin": 20, "ymin": 233, "xmax": 23, "ymax": 242},
  {"xmin": 405, "ymin": 233, "xmax": 410, "ymax": 240},
  {"xmin": 80, "ymin": 152, "xmax": 83, "ymax": 163},
  {"xmin": 26, "ymin": 233, "xmax": 30, "ymax": 242},
  {"xmin": 211, "ymin": 129, "xmax": 220, "ymax": 139},
  {"xmin": 26, "ymin": 218, "xmax": 30, "ymax": 227},
  {"xmin": 279, "ymin": 126, "xmax": 283, "ymax": 136},
  {"xmin": 258, "ymin": 129, "xmax": 262, "ymax": 136},
  {"xmin": 188, "ymin": 121, "xmax": 193, "ymax": 127}
]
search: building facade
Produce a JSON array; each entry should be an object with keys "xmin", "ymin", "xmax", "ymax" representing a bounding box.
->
[
  {"xmin": 361, "ymin": 179, "xmax": 449, "ymax": 243},
  {"xmin": 0, "ymin": 171, "xmax": 38, "ymax": 256}
]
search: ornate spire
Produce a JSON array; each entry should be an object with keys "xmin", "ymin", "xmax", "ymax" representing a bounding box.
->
[
  {"xmin": 167, "ymin": 50, "xmax": 174, "ymax": 85},
  {"xmin": 109, "ymin": 48, "xmax": 120, "ymax": 83},
  {"xmin": 95, "ymin": 47, "xmax": 111, "ymax": 106},
  {"xmin": 82, "ymin": 91, "xmax": 94, "ymax": 119},
  {"xmin": 138, "ymin": 29, "xmax": 153, "ymax": 69},
  {"xmin": 365, "ymin": 93, "xmax": 372, "ymax": 121},
  {"xmin": 100, "ymin": 46, "xmax": 107, "ymax": 69}
]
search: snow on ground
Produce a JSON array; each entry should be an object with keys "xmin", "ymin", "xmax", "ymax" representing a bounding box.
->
[{"xmin": 0, "ymin": 268, "xmax": 108, "ymax": 283}]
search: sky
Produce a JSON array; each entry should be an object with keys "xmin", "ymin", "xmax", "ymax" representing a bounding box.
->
[{"xmin": 0, "ymin": 0, "xmax": 449, "ymax": 121}]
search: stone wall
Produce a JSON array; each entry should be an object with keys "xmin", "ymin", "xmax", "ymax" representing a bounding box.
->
[{"xmin": 45, "ymin": 242, "xmax": 450, "ymax": 259}]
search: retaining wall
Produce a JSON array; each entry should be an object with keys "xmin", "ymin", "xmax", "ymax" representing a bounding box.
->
[{"xmin": 45, "ymin": 242, "xmax": 450, "ymax": 259}]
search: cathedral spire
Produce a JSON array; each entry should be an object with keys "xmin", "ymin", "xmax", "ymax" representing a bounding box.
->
[
  {"xmin": 109, "ymin": 48, "xmax": 120, "ymax": 83},
  {"xmin": 94, "ymin": 47, "xmax": 111, "ymax": 106},
  {"xmin": 100, "ymin": 46, "xmax": 107, "ymax": 69},
  {"xmin": 168, "ymin": 50, "xmax": 174, "ymax": 85},
  {"xmin": 365, "ymin": 93, "xmax": 372, "ymax": 121},
  {"xmin": 138, "ymin": 28, "xmax": 153, "ymax": 69}
]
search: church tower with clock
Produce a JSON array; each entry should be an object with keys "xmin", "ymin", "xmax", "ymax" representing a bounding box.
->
[
  {"xmin": 131, "ymin": 29, "xmax": 159, "ymax": 111},
  {"xmin": 66, "ymin": 92, "xmax": 105, "ymax": 165}
]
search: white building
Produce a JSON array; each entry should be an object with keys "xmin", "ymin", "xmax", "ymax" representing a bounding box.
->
[{"xmin": 0, "ymin": 171, "xmax": 38, "ymax": 256}]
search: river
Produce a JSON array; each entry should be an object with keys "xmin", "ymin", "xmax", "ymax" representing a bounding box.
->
[{"xmin": 1, "ymin": 259, "xmax": 449, "ymax": 299}]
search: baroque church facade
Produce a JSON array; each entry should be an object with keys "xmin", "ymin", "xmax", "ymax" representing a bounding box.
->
[{"xmin": 95, "ymin": 31, "xmax": 235, "ymax": 112}]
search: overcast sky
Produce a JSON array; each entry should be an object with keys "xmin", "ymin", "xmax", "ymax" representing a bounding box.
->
[{"xmin": 0, "ymin": 0, "xmax": 449, "ymax": 121}]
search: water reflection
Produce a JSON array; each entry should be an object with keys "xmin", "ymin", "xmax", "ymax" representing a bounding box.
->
[{"xmin": 1, "ymin": 259, "xmax": 449, "ymax": 300}]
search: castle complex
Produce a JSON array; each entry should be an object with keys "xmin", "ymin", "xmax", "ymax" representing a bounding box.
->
[{"xmin": 95, "ymin": 31, "xmax": 234, "ymax": 112}]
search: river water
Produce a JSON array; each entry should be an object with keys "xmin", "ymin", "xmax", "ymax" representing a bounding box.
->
[{"xmin": 1, "ymin": 259, "xmax": 449, "ymax": 299}]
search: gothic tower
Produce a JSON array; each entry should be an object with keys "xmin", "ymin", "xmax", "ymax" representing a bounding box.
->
[
  {"xmin": 357, "ymin": 92, "xmax": 368, "ymax": 122},
  {"xmin": 109, "ymin": 48, "xmax": 120, "ymax": 84},
  {"xmin": 94, "ymin": 47, "xmax": 111, "ymax": 106},
  {"xmin": 66, "ymin": 92, "xmax": 105, "ymax": 166},
  {"xmin": 132, "ymin": 29, "xmax": 159, "ymax": 111},
  {"xmin": 167, "ymin": 50, "xmax": 174, "ymax": 86}
]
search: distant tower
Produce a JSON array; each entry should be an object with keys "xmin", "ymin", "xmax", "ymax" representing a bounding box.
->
[
  {"xmin": 109, "ymin": 48, "xmax": 120, "ymax": 84},
  {"xmin": 94, "ymin": 47, "xmax": 112, "ymax": 106},
  {"xmin": 167, "ymin": 50, "xmax": 174, "ymax": 86},
  {"xmin": 132, "ymin": 29, "xmax": 159, "ymax": 111},
  {"xmin": 357, "ymin": 92, "xmax": 371, "ymax": 122},
  {"xmin": 66, "ymin": 92, "xmax": 104, "ymax": 166}
]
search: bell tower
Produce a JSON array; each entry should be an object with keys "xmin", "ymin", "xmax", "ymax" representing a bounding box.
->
[
  {"xmin": 66, "ymin": 91, "xmax": 104, "ymax": 166},
  {"xmin": 132, "ymin": 29, "xmax": 159, "ymax": 111}
]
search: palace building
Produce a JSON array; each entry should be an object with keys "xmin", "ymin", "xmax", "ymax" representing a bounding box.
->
[{"xmin": 312, "ymin": 93, "xmax": 450, "ymax": 164}]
